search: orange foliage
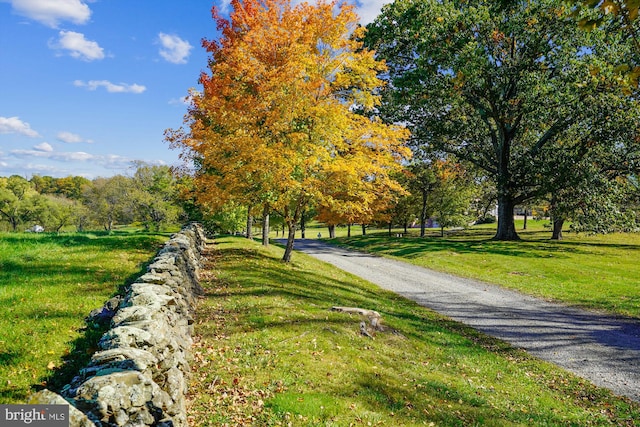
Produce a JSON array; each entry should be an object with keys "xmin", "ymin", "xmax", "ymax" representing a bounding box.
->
[{"xmin": 167, "ymin": 0, "xmax": 410, "ymax": 242}]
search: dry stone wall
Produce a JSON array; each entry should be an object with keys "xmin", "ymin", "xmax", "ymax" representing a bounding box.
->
[{"xmin": 29, "ymin": 223, "xmax": 207, "ymax": 427}]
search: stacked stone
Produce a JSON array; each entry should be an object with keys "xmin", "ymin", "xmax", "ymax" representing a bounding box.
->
[{"xmin": 29, "ymin": 223, "xmax": 206, "ymax": 427}]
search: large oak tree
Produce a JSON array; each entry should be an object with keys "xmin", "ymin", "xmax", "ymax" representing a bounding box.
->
[{"xmin": 365, "ymin": 0, "xmax": 639, "ymax": 240}]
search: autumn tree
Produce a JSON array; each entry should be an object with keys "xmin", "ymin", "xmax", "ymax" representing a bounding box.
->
[
  {"xmin": 167, "ymin": 0, "xmax": 410, "ymax": 261},
  {"xmin": 365, "ymin": 0, "xmax": 639, "ymax": 241},
  {"xmin": 315, "ymin": 161, "xmax": 408, "ymax": 237}
]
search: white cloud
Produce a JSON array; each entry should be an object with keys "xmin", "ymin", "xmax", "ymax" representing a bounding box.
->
[
  {"xmin": 168, "ymin": 96, "xmax": 190, "ymax": 106},
  {"xmin": 0, "ymin": 116, "xmax": 40, "ymax": 137},
  {"xmin": 6, "ymin": 0, "xmax": 92, "ymax": 28},
  {"xmin": 74, "ymin": 80, "xmax": 146, "ymax": 94},
  {"xmin": 59, "ymin": 151, "xmax": 94, "ymax": 161},
  {"xmin": 11, "ymin": 148, "xmax": 94, "ymax": 161},
  {"xmin": 10, "ymin": 146, "xmax": 132, "ymax": 167},
  {"xmin": 57, "ymin": 131, "xmax": 93, "ymax": 144},
  {"xmin": 217, "ymin": 0, "xmax": 232, "ymax": 14},
  {"xmin": 356, "ymin": 0, "xmax": 387, "ymax": 25},
  {"xmin": 34, "ymin": 142, "xmax": 53, "ymax": 152},
  {"xmin": 50, "ymin": 31, "xmax": 104, "ymax": 61},
  {"xmin": 4, "ymin": 147, "xmax": 171, "ymax": 178},
  {"xmin": 157, "ymin": 33, "xmax": 192, "ymax": 64}
]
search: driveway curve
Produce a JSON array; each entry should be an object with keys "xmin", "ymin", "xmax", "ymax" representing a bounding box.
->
[{"xmin": 282, "ymin": 238, "xmax": 640, "ymax": 402}]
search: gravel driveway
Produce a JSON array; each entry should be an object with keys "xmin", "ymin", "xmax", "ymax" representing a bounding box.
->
[{"xmin": 283, "ymin": 238, "xmax": 640, "ymax": 402}]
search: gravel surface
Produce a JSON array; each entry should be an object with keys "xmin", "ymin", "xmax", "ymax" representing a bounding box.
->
[{"xmin": 284, "ymin": 238, "xmax": 640, "ymax": 402}]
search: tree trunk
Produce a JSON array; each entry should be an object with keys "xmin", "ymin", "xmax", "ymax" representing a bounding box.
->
[
  {"xmin": 300, "ymin": 210, "xmax": 306, "ymax": 239},
  {"xmin": 493, "ymin": 196, "xmax": 520, "ymax": 240},
  {"xmin": 262, "ymin": 205, "xmax": 269, "ymax": 246},
  {"xmin": 348, "ymin": 224, "xmax": 351, "ymax": 237},
  {"xmin": 281, "ymin": 195, "xmax": 309, "ymax": 262},
  {"xmin": 404, "ymin": 221, "xmax": 408, "ymax": 234},
  {"xmin": 388, "ymin": 222, "xmax": 392, "ymax": 236},
  {"xmin": 282, "ymin": 220, "xmax": 297, "ymax": 262},
  {"xmin": 523, "ymin": 208, "xmax": 528, "ymax": 230},
  {"xmin": 246, "ymin": 205, "xmax": 253, "ymax": 240},
  {"xmin": 551, "ymin": 218, "xmax": 564, "ymax": 240},
  {"xmin": 420, "ymin": 189, "xmax": 428, "ymax": 237},
  {"xmin": 440, "ymin": 226, "xmax": 445, "ymax": 237},
  {"xmin": 362, "ymin": 224, "xmax": 366, "ymax": 235},
  {"xmin": 328, "ymin": 224, "xmax": 335, "ymax": 238}
]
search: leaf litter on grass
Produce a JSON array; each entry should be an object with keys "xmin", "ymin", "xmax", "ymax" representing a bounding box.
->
[{"xmin": 187, "ymin": 236, "xmax": 640, "ymax": 427}]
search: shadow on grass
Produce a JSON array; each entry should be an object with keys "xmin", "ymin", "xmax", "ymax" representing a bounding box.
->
[
  {"xmin": 201, "ymin": 245, "xmax": 525, "ymax": 355},
  {"xmin": 211, "ymin": 247, "xmax": 388, "ymax": 310},
  {"xmin": 195, "ymin": 241, "xmax": 626, "ymax": 426},
  {"xmin": 33, "ymin": 241, "xmax": 160, "ymax": 399},
  {"xmin": 0, "ymin": 231, "xmax": 169, "ymax": 251},
  {"xmin": 333, "ymin": 228, "xmax": 640, "ymax": 260}
]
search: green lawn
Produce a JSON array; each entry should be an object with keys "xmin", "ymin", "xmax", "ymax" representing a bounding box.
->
[
  {"xmin": 330, "ymin": 220, "xmax": 640, "ymax": 319},
  {"xmin": 0, "ymin": 230, "xmax": 168, "ymax": 403},
  {"xmin": 188, "ymin": 236, "xmax": 640, "ymax": 426}
]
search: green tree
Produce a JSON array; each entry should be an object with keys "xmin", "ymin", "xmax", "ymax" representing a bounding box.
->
[
  {"xmin": 83, "ymin": 176, "xmax": 135, "ymax": 232},
  {"xmin": 34, "ymin": 195, "xmax": 78, "ymax": 233},
  {"xmin": 207, "ymin": 201, "xmax": 247, "ymax": 235},
  {"xmin": 469, "ymin": 175, "xmax": 498, "ymax": 224},
  {"xmin": 568, "ymin": 0, "xmax": 640, "ymax": 91},
  {"xmin": 131, "ymin": 163, "xmax": 182, "ymax": 231},
  {"xmin": 365, "ymin": 0, "xmax": 639, "ymax": 240},
  {"xmin": 547, "ymin": 159, "xmax": 640, "ymax": 239},
  {"xmin": 428, "ymin": 159, "xmax": 474, "ymax": 237},
  {"xmin": 56, "ymin": 176, "xmax": 91, "ymax": 200},
  {"xmin": 30, "ymin": 175, "xmax": 90, "ymax": 200},
  {"xmin": 406, "ymin": 162, "xmax": 436, "ymax": 238},
  {"xmin": 0, "ymin": 176, "xmax": 39, "ymax": 231},
  {"xmin": 30, "ymin": 175, "xmax": 56, "ymax": 195}
]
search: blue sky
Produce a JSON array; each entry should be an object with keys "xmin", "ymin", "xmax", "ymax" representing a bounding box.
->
[{"xmin": 0, "ymin": 0, "xmax": 386, "ymax": 179}]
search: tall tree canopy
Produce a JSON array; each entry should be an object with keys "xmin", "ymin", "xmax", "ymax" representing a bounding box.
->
[
  {"xmin": 561, "ymin": 0, "xmax": 640, "ymax": 98},
  {"xmin": 365, "ymin": 0, "xmax": 639, "ymax": 240},
  {"xmin": 167, "ymin": 0, "xmax": 410, "ymax": 261}
]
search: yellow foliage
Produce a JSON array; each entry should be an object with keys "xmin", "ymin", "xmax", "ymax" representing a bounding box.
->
[{"xmin": 168, "ymin": 0, "xmax": 411, "ymax": 225}]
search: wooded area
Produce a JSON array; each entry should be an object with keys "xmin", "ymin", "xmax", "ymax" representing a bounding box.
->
[{"xmin": 0, "ymin": 163, "xmax": 185, "ymax": 233}]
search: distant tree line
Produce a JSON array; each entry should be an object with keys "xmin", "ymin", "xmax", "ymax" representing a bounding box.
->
[{"xmin": 0, "ymin": 163, "xmax": 185, "ymax": 233}]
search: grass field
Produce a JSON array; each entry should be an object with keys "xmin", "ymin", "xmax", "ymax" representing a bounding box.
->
[
  {"xmin": 188, "ymin": 236, "xmax": 640, "ymax": 426},
  {"xmin": 0, "ymin": 230, "xmax": 168, "ymax": 403},
  {"xmin": 328, "ymin": 220, "xmax": 640, "ymax": 319}
]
